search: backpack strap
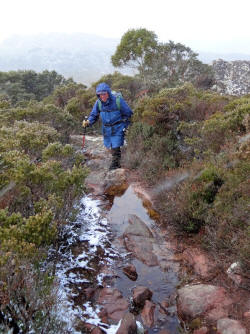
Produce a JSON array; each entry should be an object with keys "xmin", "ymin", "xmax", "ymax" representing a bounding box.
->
[
  {"xmin": 116, "ymin": 95, "xmax": 121, "ymax": 110},
  {"xmin": 97, "ymin": 100, "xmax": 102, "ymax": 112},
  {"xmin": 97, "ymin": 95, "xmax": 121, "ymax": 112}
]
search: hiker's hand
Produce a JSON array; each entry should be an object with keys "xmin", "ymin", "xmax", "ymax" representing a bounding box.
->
[{"xmin": 82, "ymin": 120, "xmax": 90, "ymax": 128}]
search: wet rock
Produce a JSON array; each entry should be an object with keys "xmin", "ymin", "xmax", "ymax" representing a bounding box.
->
[
  {"xmin": 153, "ymin": 242, "xmax": 180, "ymax": 272},
  {"xmin": 125, "ymin": 214, "xmax": 154, "ymax": 238},
  {"xmin": 103, "ymin": 169, "xmax": 128, "ymax": 196},
  {"xmin": 132, "ymin": 286, "xmax": 153, "ymax": 307},
  {"xmin": 193, "ymin": 327, "xmax": 208, "ymax": 334},
  {"xmin": 123, "ymin": 264, "xmax": 138, "ymax": 281},
  {"xmin": 243, "ymin": 310, "xmax": 250, "ymax": 318},
  {"xmin": 91, "ymin": 327, "xmax": 104, "ymax": 334},
  {"xmin": 116, "ymin": 312, "xmax": 137, "ymax": 334},
  {"xmin": 177, "ymin": 284, "xmax": 232, "ymax": 321},
  {"xmin": 83, "ymin": 135, "xmax": 108, "ymax": 159},
  {"xmin": 217, "ymin": 318, "xmax": 246, "ymax": 334},
  {"xmin": 98, "ymin": 308, "xmax": 109, "ymax": 324},
  {"xmin": 124, "ymin": 234, "xmax": 158, "ymax": 266},
  {"xmin": 123, "ymin": 215, "xmax": 158, "ymax": 266},
  {"xmin": 98, "ymin": 287, "xmax": 129, "ymax": 321},
  {"xmin": 85, "ymin": 170, "xmax": 107, "ymax": 195},
  {"xmin": 159, "ymin": 300, "xmax": 169, "ymax": 314},
  {"xmin": 182, "ymin": 248, "xmax": 217, "ymax": 279},
  {"xmin": 141, "ymin": 300, "xmax": 155, "ymax": 327}
]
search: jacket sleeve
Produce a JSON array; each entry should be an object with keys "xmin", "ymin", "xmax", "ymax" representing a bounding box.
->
[
  {"xmin": 120, "ymin": 97, "xmax": 133, "ymax": 127},
  {"xmin": 88, "ymin": 100, "xmax": 100, "ymax": 125}
]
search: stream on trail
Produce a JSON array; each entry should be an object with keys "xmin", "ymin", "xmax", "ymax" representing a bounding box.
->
[{"xmin": 49, "ymin": 184, "xmax": 181, "ymax": 334}]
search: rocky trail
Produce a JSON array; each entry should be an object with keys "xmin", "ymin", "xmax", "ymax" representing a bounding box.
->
[{"xmin": 51, "ymin": 135, "xmax": 249, "ymax": 334}]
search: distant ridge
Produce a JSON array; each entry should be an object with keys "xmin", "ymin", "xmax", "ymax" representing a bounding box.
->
[
  {"xmin": 0, "ymin": 33, "xmax": 249, "ymax": 85},
  {"xmin": 197, "ymin": 51, "xmax": 250, "ymax": 64}
]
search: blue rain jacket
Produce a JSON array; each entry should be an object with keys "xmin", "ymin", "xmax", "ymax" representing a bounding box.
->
[{"xmin": 88, "ymin": 82, "xmax": 133, "ymax": 148}]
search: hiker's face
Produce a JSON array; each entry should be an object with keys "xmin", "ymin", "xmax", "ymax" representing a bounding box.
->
[{"xmin": 99, "ymin": 92, "xmax": 109, "ymax": 102}]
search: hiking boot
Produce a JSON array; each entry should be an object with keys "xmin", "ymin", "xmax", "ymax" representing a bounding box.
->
[
  {"xmin": 109, "ymin": 160, "xmax": 121, "ymax": 170},
  {"xmin": 109, "ymin": 147, "xmax": 121, "ymax": 170}
]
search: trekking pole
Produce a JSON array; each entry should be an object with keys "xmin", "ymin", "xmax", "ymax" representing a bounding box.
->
[{"xmin": 82, "ymin": 116, "xmax": 88, "ymax": 150}]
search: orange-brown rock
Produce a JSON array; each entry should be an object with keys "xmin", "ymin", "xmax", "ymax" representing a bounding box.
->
[
  {"xmin": 132, "ymin": 286, "xmax": 153, "ymax": 307},
  {"xmin": 116, "ymin": 312, "xmax": 137, "ymax": 334},
  {"xmin": 141, "ymin": 300, "xmax": 155, "ymax": 327},
  {"xmin": 177, "ymin": 284, "xmax": 233, "ymax": 321},
  {"xmin": 98, "ymin": 287, "xmax": 129, "ymax": 321},
  {"xmin": 123, "ymin": 264, "xmax": 138, "ymax": 281}
]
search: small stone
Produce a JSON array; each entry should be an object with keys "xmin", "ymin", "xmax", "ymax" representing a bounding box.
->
[
  {"xmin": 141, "ymin": 300, "xmax": 155, "ymax": 327},
  {"xmin": 159, "ymin": 300, "xmax": 169, "ymax": 314},
  {"xmin": 116, "ymin": 312, "xmax": 137, "ymax": 334},
  {"xmin": 123, "ymin": 264, "xmax": 138, "ymax": 281},
  {"xmin": 132, "ymin": 286, "xmax": 153, "ymax": 307}
]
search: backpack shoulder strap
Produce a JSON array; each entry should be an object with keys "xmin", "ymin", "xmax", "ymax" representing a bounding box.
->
[
  {"xmin": 97, "ymin": 100, "xmax": 102, "ymax": 112},
  {"xmin": 116, "ymin": 95, "xmax": 121, "ymax": 110},
  {"xmin": 98, "ymin": 95, "xmax": 121, "ymax": 111}
]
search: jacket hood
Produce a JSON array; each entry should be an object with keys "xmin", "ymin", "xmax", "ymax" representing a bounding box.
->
[{"xmin": 96, "ymin": 82, "xmax": 112, "ymax": 97}]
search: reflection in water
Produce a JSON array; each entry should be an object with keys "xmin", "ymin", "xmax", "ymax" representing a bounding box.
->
[
  {"xmin": 108, "ymin": 185, "xmax": 180, "ymax": 334},
  {"xmin": 53, "ymin": 184, "xmax": 180, "ymax": 333},
  {"xmin": 107, "ymin": 185, "xmax": 155, "ymax": 235}
]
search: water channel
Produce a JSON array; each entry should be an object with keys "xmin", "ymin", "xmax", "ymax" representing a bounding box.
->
[{"xmin": 52, "ymin": 182, "xmax": 181, "ymax": 333}]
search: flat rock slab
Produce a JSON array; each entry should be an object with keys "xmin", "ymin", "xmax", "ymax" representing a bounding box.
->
[
  {"xmin": 86, "ymin": 168, "xmax": 128, "ymax": 196},
  {"xmin": 116, "ymin": 312, "xmax": 137, "ymax": 334},
  {"xmin": 177, "ymin": 284, "xmax": 233, "ymax": 321},
  {"xmin": 98, "ymin": 287, "xmax": 129, "ymax": 322},
  {"xmin": 124, "ymin": 234, "xmax": 158, "ymax": 266},
  {"xmin": 141, "ymin": 300, "xmax": 156, "ymax": 327},
  {"xmin": 123, "ymin": 214, "xmax": 158, "ymax": 266},
  {"xmin": 124, "ymin": 214, "xmax": 154, "ymax": 238}
]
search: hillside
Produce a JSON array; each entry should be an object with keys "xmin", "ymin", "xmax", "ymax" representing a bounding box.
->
[
  {"xmin": 0, "ymin": 33, "xmax": 134, "ymax": 85},
  {"xmin": 1, "ymin": 33, "xmax": 249, "ymax": 86}
]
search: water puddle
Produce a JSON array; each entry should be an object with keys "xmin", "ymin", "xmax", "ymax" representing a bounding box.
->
[{"xmin": 52, "ymin": 184, "xmax": 180, "ymax": 333}]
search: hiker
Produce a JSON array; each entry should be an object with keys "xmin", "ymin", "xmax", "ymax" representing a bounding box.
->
[{"xmin": 82, "ymin": 82, "xmax": 133, "ymax": 170}]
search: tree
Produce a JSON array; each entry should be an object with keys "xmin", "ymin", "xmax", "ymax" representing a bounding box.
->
[
  {"xmin": 144, "ymin": 41, "xmax": 214, "ymax": 90},
  {"xmin": 111, "ymin": 28, "xmax": 158, "ymax": 81},
  {"xmin": 112, "ymin": 29, "xmax": 214, "ymax": 90}
]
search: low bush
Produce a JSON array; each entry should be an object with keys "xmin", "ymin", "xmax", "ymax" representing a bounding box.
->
[{"xmin": 0, "ymin": 83, "xmax": 89, "ymax": 332}]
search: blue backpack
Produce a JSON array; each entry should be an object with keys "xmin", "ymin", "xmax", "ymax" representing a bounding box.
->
[{"xmin": 97, "ymin": 91, "xmax": 122, "ymax": 112}]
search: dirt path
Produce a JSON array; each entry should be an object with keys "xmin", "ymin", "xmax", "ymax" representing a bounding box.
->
[{"xmin": 61, "ymin": 135, "xmax": 249, "ymax": 334}]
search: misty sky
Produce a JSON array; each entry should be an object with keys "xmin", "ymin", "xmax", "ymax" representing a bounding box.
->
[{"xmin": 1, "ymin": 0, "xmax": 250, "ymax": 54}]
